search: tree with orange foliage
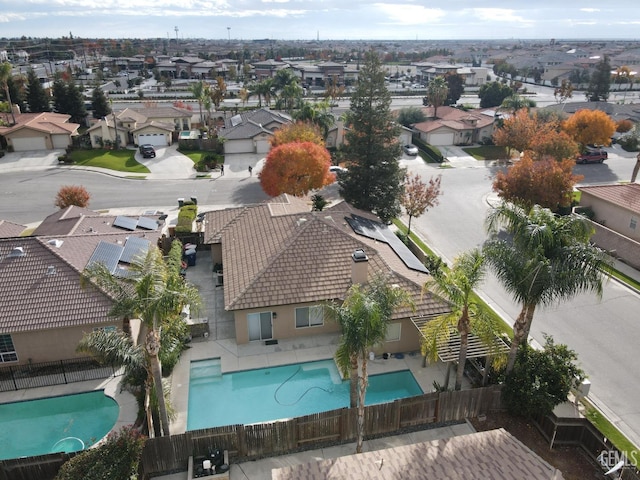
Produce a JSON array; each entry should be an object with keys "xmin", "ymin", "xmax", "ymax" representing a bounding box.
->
[
  {"xmin": 529, "ymin": 129, "xmax": 578, "ymax": 162},
  {"xmin": 492, "ymin": 109, "xmax": 539, "ymax": 156},
  {"xmin": 270, "ymin": 121, "xmax": 324, "ymax": 148},
  {"xmin": 401, "ymin": 173, "xmax": 442, "ymax": 236},
  {"xmin": 493, "ymin": 153, "xmax": 583, "ymax": 212},
  {"xmin": 259, "ymin": 141, "xmax": 334, "ymax": 197},
  {"xmin": 55, "ymin": 185, "xmax": 91, "ymax": 209},
  {"xmin": 562, "ymin": 109, "xmax": 616, "ymax": 149}
]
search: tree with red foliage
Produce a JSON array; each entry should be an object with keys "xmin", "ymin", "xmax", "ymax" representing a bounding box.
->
[
  {"xmin": 401, "ymin": 173, "xmax": 442, "ymax": 236},
  {"xmin": 529, "ymin": 129, "xmax": 578, "ymax": 162},
  {"xmin": 172, "ymin": 100, "xmax": 193, "ymax": 111},
  {"xmin": 492, "ymin": 109, "xmax": 539, "ymax": 157},
  {"xmin": 492, "ymin": 153, "xmax": 582, "ymax": 212},
  {"xmin": 259, "ymin": 141, "xmax": 334, "ymax": 197},
  {"xmin": 55, "ymin": 185, "xmax": 91, "ymax": 209}
]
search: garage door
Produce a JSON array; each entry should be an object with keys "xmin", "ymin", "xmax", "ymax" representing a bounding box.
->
[
  {"xmin": 12, "ymin": 137, "xmax": 47, "ymax": 151},
  {"xmin": 429, "ymin": 132, "xmax": 455, "ymax": 146},
  {"xmin": 52, "ymin": 135, "xmax": 70, "ymax": 149},
  {"xmin": 255, "ymin": 139, "xmax": 271, "ymax": 154},
  {"xmin": 138, "ymin": 134, "xmax": 167, "ymax": 147}
]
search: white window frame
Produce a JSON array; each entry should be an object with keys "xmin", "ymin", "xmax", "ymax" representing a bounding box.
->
[
  {"xmin": 0, "ymin": 334, "xmax": 18, "ymax": 363},
  {"xmin": 295, "ymin": 305, "xmax": 324, "ymax": 329},
  {"xmin": 385, "ymin": 323, "xmax": 402, "ymax": 342}
]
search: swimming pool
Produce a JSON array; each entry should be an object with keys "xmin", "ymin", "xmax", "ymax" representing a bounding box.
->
[
  {"xmin": 187, "ymin": 359, "xmax": 422, "ymax": 430},
  {"xmin": 0, "ymin": 390, "xmax": 119, "ymax": 460}
]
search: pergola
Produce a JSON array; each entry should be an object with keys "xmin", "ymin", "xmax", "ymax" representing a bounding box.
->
[{"xmin": 411, "ymin": 315, "xmax": 510, "ymax": 388}]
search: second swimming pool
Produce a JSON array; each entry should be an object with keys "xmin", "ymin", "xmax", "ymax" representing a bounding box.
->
[{"xmin": 187, "ymin": 358, "xmax": 422, "ymax": 430}]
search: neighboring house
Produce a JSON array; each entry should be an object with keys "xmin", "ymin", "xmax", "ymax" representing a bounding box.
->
[
  {"xmin": 542, "ymin": 101, "xmax": 640, "ymax": 123},
  {"xmin": 273, "ymin": 428, "xmax": 564, "ymax": 480},
  {"xmin": 0, "ymin": 211, "xmax": 162, "ymax": 366},
  {"xmin": 203, "ymin": 195, "xmax": 451, "ymax": 352},
  {"xmin": 217, "ymin": 108, "xmax": 292, "ymax": 154},
  {"xmin": 578, "ymin": 183, "xmax": 640, "ymax": 269},
  {"xmin": 0, "ymin": 220, "xmax": 26, "ymax": 238},
  {"xmin": 411, "ymin": 106, "xmax": 497, "ymax": 146},
  {"xmin": 289, "ymin": 61, "xmax": 360, "ymax": 88},
  {"xmin": 87, "ymin": 107, "xmax": 193, "ymax": 148},
  {"xmin": 0, "ymin": 109, "xmax": 80, "ymax": 152}
]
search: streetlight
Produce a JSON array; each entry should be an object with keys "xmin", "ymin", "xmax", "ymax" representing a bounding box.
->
[{"xmin": 227, "ymin": 27, "xmax": 231, "ymax": 44}]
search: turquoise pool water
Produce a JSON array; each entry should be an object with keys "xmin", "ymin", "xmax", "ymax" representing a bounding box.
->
[
  {"xmin": 187, "ymin": 359, "xmax": 423, "ymax": 430},
  {"xmin": 0, "ymin": 390, "xmax": 119, "ymax": 460}
]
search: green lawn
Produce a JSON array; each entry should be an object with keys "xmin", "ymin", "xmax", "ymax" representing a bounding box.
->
[
  {"xmin": 462, "ymin": 145, "xmax": 511, "ymax": 161},
  {"xmin": 177, "ymin": 150, "xmax": 205, "ymax": 164},
  {"xmin": 69, "ymin": 149, "xmax": 150, "ymax": 173}
]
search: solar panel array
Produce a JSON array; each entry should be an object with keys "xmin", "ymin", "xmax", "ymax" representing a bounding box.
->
[
  {"xmin": 346, "ymin": 214, "xmax": 429, "ymax": 274},
  {"xmin": 87, "ymin": 237, "xmax": 151, "ymax": 276},
  {"xmin": 113, "ymin": 215, "xmax": 158, "ymax": 231}
]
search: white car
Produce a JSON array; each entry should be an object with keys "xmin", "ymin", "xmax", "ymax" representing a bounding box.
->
[
  {"xmin": 329, "ymin": 166, "xmax": 347, "ymax": 174},
  {"xmin": 403, "ymin": 144, "xmax": 419, "ymax": 156}
]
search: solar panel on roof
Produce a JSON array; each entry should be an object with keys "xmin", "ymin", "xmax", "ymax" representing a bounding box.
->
[
  {"xmin": 87, "ymin": 241, "xmax": 123, "ymax": 273},
  {"xmin": 120, "ymin": 236, "xmax": 150, "ymax": 264},
  {"xmin": 230, "ymin": 114, "xmax": 242, "ymax": 126},
  {"xmin": 113, "ymin": 216, "xmax": 138, "ymax": 231},
  {"xmin": 346, "ymin": 214, "xmax": 429, "ymax": 274},
  {"xmin": 136, "ymin": 216, "xmax": 158, "ymax": 230}
]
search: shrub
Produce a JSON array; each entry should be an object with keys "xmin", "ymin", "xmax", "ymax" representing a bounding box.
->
[
  {"xmin": 616, "ymin": 119, "xmax": 634, "ymax": 133},
  {"xmin": 175, "ymin": 203, "xmax": 198, "ymax": 233},
  {"xmin": 502, "ymin": 335, "xmax": 585, "ymax": 418},
  {"xmin": 55, "ymin": 185, "xmax": 90, "ymax": 209},
  {"xmin": 54, "ymin": 426, "xmax": 146, "ymax": 480}
]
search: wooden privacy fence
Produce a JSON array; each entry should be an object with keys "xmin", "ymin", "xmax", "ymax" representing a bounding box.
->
[
  {"xmin": 535, "ymin": 412, "xmax": 640, "ymax": 480},
  {"xmin": 139, "ymin": 385, "xmax": 503, "ymax": 478}
]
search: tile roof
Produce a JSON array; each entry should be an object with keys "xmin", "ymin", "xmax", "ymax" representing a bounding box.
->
[
  {"xmin": 578, "ymin": 183, "xmax": 640, "ymax": 215},
  {"xmin": 218, "ymin": 108, "xmax": 292, "ymax": 140},
  {"xmin": 0, "ymin": 112, "xmax": 79, "ymax": 136},
  {"xmin": 0, "ymin": 220, "xmax": 26, "ymax": 238},
  {"xmin": 32, "ymin": 206, "xmax": 98, "ymax": 236},
  {"xmin": 203, "ymin": 198, "xmax": 450, "ymax": 318},
  {"xmin": 412, "ymin": 106, "xmax": 495, "ymax": 133},
  {"xmin": 272, "ymin": 428, "xmax": 564, "ymax": 480},
  {"xmin": 0, "ymin": 237, "xmax": 114, "ymax": 333}
]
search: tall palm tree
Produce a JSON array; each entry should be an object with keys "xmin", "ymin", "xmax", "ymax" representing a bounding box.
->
[
  {"xmin": 427, "ymin": 76, "xmax": 448, "ymax": 118},
  {"xmin": 81, "ymin": 241, "xmax": 200, "ymax": 436},
  {"xmin": 422, "ymin": 249, "xmax": 500, "ymax": 390},
  {"xmin": 293, "ymin": 100, "xmax": 335, "ymax": 138},
  {"xmin": 0, "ymin": 61, "xmax": 16, "ymax": 125},
  {"xmin": 329, "ymin": 274, "xmax": 412, "ymax": 454},
  {"xmin": 500, "ymin": 94, "xmax": 537, "ymax": 113},
  {"xmin": 483, "ymin": 202, "xmax": 611, "ymax": 373},
  {"xmin": 189, "ymin": 80, "xmax": 207, "ymax": 126},
  {"xmin": 251, "ymin": 78, "xmax": 275, "ymax": 107}
]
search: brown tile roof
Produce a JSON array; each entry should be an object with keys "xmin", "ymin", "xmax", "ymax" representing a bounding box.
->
[
  {"xmin": 272, "ymin": 429, "xmax": 564, "ymax": 480},
  {"xmin": 204, "ymin": 199, "xmax": 451, "ymax": 318},
  {"xmin": 578, "ymin": 183, "xmax": 640, "ymax": 215},
  {"xmin": 32, "ymin": 206, "xmax": 98, "ymax": 236},
  {"xmin": 412, "ymin": 106, "xmax": 495, "ymax": 133},
  {"xmin": 0, "ymin": 220, "xmax": 26, "ymax": 238},
  {"xmin": 0, "ymin": 237, "xmax": 114, "ymax": 333},
  {"xmin": 0, "ymin": 112, "xmax": 79, "ymax": 136}
]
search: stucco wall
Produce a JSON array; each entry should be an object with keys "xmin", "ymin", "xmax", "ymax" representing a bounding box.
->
[
  {"xmin": 580, "ymin": 192, "xmax": 640, "ymax": 242},
  {"xmin": 588, "ymin": 220, "xmax": 640, "ymax": 270}
]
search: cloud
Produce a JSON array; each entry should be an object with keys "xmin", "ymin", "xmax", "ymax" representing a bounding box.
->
[{"xmin": 373, "ymin": 4, "xmax": 446, "ymax": 25}]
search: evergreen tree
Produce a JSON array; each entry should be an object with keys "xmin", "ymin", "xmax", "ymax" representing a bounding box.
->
[
  {"xmin": 7, "ymin": 75, "xmax": 26, "ymax": 114},
  {"xmin": 52, "ymin": 77, "xmax": 86, "ymax": 124},
  {"xmin": 340, "ymin": 51, "xmax": 404, "ymax": 223},
  {"xmin": 91, "ymin": 87, "xmax": 111, "ymax": 119},
  {"xmin": 586, "ymin": 55, "xmax": 611, "ymax": 102},
  {"xmin": 26, "ymin": 69, "xmax": 51, "ymax": 113}
]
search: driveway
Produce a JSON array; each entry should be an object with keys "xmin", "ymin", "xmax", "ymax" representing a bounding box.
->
[
  {"xmin": 0, "ymin": 150, "xmax": 63, "ymax": 172},
  {"xmin": 137, "ymin": 144, "xmax": 195, "ymax": 180}
]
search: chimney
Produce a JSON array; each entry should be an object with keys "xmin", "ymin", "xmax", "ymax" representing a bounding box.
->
[{"xmin": 351, "ymin": 249, "xmax": 368, "ymax": 284}]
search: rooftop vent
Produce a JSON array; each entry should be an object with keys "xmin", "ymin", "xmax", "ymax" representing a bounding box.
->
[
  {"xmin": 296, "ymin": 218, "xmax": 308, "ymax": 226},
  {"xmin": 47, "ymin": 266, "xmax": 57, "ymax": 275},
  {"xmin": 7, "ymin": 246, "xmax": 26, "ymax": 258},
  {"xmin": 47, "ymin": 239, "xmax": 63, "ymax": 248}
]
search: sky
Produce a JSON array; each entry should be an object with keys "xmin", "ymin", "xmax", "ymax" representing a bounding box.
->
[{"xmin": 1, "ymin": 1, "xmax": 639, "ymax": 41}]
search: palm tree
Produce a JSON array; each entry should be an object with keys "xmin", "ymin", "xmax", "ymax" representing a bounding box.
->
[
  {"xmin": 81, "ymin": 241, "xmax": 200, "ymax": 436},
  {"xmin": 209, "ymin": 76, "xmax": 226, "ymax": 110},
  {"xmin": 483, "ymin": 202, "xmax": 611, "ymax": 373},
  {"xmin": 293, "ymin": 100, "xmax": 335, "ymax": 138},
  {"xmin": 500, "ymin": 94, "xmax": 537, "ymax": 113},
  {"xmin": 189, "ymin": 80, "xmax": 207, "ymax": 126},
  {"xmin": 251, "ymin": 78, "xmax": 275, "ymax": 107},
  {"xmin": 427, "ymin": 76, "xmax": 448, "ymax": 118},
  {"xmin": 329, "ymin": 274, "xmax": 412, "ymax": 454},
  {"xmin": 0, "ymin": 61, "xmax": 16, "ymax": 125},
  {"xmin": 422, "ymin": 249, "xmax": 500, "ymax": 390}
]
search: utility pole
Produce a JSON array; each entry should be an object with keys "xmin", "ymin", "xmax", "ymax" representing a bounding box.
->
[
  {"xmin": 227, "ymin": 27, "xmax": 231, "ymax": 44},
  {"xmin": 174, "ymin": 26, "xmax": 179, "ymax": 43}
]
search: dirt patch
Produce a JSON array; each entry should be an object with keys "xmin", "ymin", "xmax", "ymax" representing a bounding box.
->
[{"xmin": 470, "ymin": 412, "xmax": 607, "ymax": 480}]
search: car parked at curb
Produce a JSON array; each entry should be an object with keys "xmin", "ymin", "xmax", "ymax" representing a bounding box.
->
[
  {"xmin": 139, "ymin": 144, "xmax": 156, "ymax": 159},
  {"xmin": 576, "ymin": 148, "xmax": 607, "ymax": 164},
  {"xmin": 403, "ymin": 144, "xmax": 419, "ymax": 156}
]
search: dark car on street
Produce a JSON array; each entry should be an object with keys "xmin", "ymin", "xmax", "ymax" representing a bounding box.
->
[{"xmin": 139, "ymin": 144, "xmax": 156, "ymax": 158}]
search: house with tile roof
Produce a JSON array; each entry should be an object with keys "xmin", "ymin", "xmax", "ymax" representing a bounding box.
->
[
  {"xmin": 0, "ymin": 109, "xmax": 80, "ymax": 152},
  {"xmin": 87, "ymin": 106, "xmax": 193, "ymax": 148},
  {"xmin": 578, "ymin": 183, "xmax": 640, "ymax": 269},
  {"xmin": 0, "ymin": 209, "xmax": 164, "ymax": 366},
  {"xmin": 0, "ymin": 220, "xmax": 26, "ymax": 238},
  {"xmin": 203, "ymin": 195, "xmax": 451, "ymax": 351},
  {"xmin": 410, "ymin": 106, "xmax": 497, "ymax": 146},
  {"xmin": 217, "ymin": 108, "xmax": 293, "ymax": 155}
]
